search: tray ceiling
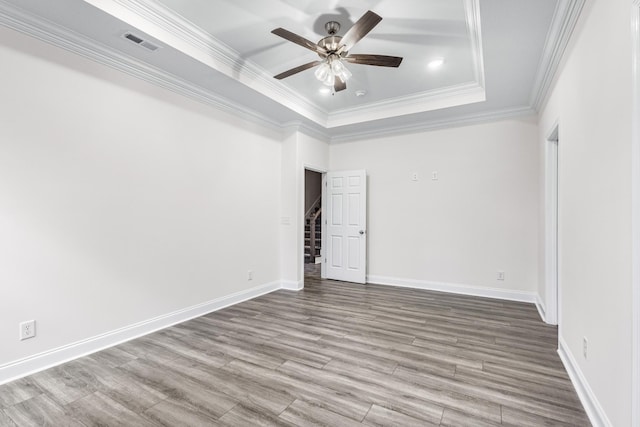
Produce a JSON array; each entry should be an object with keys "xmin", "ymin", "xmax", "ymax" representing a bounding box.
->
[{"xmin": 0, "ymin": 0, "xmax": 567, "ymax": 140}]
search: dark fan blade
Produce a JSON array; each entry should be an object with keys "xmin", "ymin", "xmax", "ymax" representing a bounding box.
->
[
  {"xmin": 340, "ymin": 10, "xmax": 382, "ymax": 51},
  {"xmin": 334, "ymin": 79, "xmax": 347, "ymax": 92},
  {"xmin": 274, "ymin": 61, "xmax": 323, "ymax": 79},
  {"xmin": 271, "ymin": 28, "xmax": 326, "ymax": 55},
  {"xmin": 344, "ymin": 54, "xmax": 403, "ymax": 67}
]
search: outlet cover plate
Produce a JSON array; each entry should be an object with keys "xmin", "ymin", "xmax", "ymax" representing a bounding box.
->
[{"xmin": 19, "ymin": 320, "xmax": 36, "ymax": 341}]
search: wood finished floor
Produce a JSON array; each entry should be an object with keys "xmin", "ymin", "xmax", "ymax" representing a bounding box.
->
[{"xmin": 0, "ymin": 265, "xmax": 589, "ymax": 426}]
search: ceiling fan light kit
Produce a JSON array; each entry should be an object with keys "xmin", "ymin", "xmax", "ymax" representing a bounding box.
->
[
  {"xmin": 271, "ymin": 10, "xmax": 403, "ymax": 93},
  {"xmin": 314, "ymin": 56, "xmax": 352, "ymax": 87}
]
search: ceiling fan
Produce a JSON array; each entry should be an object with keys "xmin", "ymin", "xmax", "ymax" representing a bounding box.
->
[{"xmin": 271, "ymin": 10, "xmax": 403, "ymax": 93}]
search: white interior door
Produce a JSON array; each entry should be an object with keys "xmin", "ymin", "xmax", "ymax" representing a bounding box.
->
[{"xmin": 324, "ymin": 170, "xmax": 367, "ymax": 284}]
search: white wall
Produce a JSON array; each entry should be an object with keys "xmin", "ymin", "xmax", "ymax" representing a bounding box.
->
[
  {"xmin": 538, "ymin": 0, "xmax": 633, "ymax": 425},
  {"xmin": 330, "ymin": 117, "xmax": 539, "ymax": 297},
  {"xmin": 0, "ymin": 26, "xmax": 282, "ymax": 371}
]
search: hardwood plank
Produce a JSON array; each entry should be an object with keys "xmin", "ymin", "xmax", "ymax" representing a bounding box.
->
[
  {"xmin": 118, "ymin": 358, "xmax": 238, "ymax": 419},
  {"xmin": 270, "ymin": 333, "xmax": 398, "ymax": 374},
  {"xmin": 146, "ymin": 328, "xmax": 234, "ymax": 367},
  {"xmin": 394, "ymin": 365, "xmax": 588, "ymax": 425},
  {"xmin": 143, "ymin": 398, "xmax": 220, "ymax": 426},
  {"xmin": 454, "ymin": 365, "xmax": 584, "ymax": 412},
  {"xmin": 227, "ymin": 315, "xmax": 323, "ymax": 341},
  {"xmin": 0, "ymin": 378, "xmax": 43, "ymax": 408},
  {"xmin": 59, "ymin": 357, "xmax": 167, "ymax": 414},
  {"xmin": 3, "ymin": 394, "xmax": 83, "ymax": 427},
  {"xmin": 362, "ymin": 404, "xmax": 438, "ymax": 426},
  {"xmin": 483, "ymin": 361, "xmax": 574, "ymax": 389},
  {"xmin": 326, "ymin": 333, "xmax": 473, "ymax": 374},
  {"xmin": 196, "ymin": 334, "xmax": 286, "ymax": 369},
  {"xmin": 29, "ymin": 366, "xmax": 95, "ymax": 406},
  {"xmin": 501, "ymin": 405, "xmax": 589, "ymax": 427},
  {"xmin": 155, "ymin": 354, "xmax": 295, "ymax": 415},
  {"xmin": 66, "ymin": 391, "xmax": 158, "ymax": 426},
  {"xmin": 278, "ymin": 359, "xmax": 447, "ymax": 423},
  {"xmin": 221, "ymin": 360, "xmax": 372, "ymax": 421},
  {"xmin": 218, "ymin": 403, "xmax": 297, "ymax": 427},
  {"xmin": 0, "ymin": 411, "xmax": 16, "ymax": 427},
  {"xmin": 279, "ymin": 399, "xmax": 364, "ymax": 426},
  {"xmin": 87, "ymin": 346, "xmax": 138, "ymax": 367},
  {"xmin": 440, "ymin": 407, "xmax": 503, "ymax": 427},
  {"xmin": 318, "ymin": 359, "xmax": 497, "ymax": 423},
  {"xmin": 222, "ymin": 330, "xmax": 332, "ymax": 369}
]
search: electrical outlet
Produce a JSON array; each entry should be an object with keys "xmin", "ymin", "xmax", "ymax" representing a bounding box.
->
[
  {"xmin": 497, "ymin": 271, "xmax": 505, "ymax": 281},
  {"xmin": 19, "ymin": 320, "xmax": 36, "ymax": 341},
  {"xmin": 583, "ymin": 337, "xmax": 588, "ymax": 359},
  {"xmin": 247, "ymin": 270, "xmax": 253, "ymax": 281},
  {"xmin": 411, "ymin": 172, "xmax": 418, "ymax": 181}
]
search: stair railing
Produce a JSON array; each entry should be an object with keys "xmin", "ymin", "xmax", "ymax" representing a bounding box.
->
[
  {"xmin": 305, "ymin": 196, "xmax": 322, "ymax": 263},
  {"xmin": 309, "ymin": 207, "xmax": 322, "ymax": 262},
  {"xmin": 305, "ymin": 196, "xmax": 322, "ymax": 218}
]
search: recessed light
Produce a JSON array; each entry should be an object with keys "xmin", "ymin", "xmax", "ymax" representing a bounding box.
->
[
  {"xmin": 355, "ymin": 90, "xmax": 367, "ymax": 97},
  {"xmin": 319, "ymin": 88, "xmax": 331, "ymax": 95},
  {"xmin": 428, "ymin": 58, "xmax": 445, "ymax": 69}
]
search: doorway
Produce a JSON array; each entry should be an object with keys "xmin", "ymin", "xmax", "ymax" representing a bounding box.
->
[
  {"xmin": 545, "ymin": 123, "xmax": 559, "ymax": 326},
  {"xmin": 304, "ymin": 169, "xmax": 323, "ymax": 279}
]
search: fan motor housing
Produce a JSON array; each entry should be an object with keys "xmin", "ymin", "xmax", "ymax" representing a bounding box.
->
[{"xmin": 318, "ymin": 35, "xmax": 343, "ymax": 55}]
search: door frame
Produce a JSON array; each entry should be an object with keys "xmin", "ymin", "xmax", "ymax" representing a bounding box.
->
[
  {"xmin": 544, "ymin": 122, "xmax": 559, "ymax": 326},
  {"xmin": 631, "ymin": 1, "xmax": 640, "ymax": 423},
  {"xmin": 302, "ymin": 164, "xmax": 327, "ymax": 286}
]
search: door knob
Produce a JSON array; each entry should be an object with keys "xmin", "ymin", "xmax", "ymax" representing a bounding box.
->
[{"xmin": 359, "ymin": 230, "xmax": 365, "ymax": 235}]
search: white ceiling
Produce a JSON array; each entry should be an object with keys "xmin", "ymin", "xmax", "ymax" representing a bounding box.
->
[{"xmin": 0, "ymin": 0, "xmax": 566, "ymax": 141}]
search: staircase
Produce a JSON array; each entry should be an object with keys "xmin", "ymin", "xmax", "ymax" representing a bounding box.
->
[{"xmin": 305, "ymin": 198, "xmax": 322, "ymax": 264}]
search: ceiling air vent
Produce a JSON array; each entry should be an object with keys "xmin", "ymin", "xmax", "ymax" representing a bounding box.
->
[{"xmin": 123, "ymin": 32, "xmax": 159, "ymax": 52}]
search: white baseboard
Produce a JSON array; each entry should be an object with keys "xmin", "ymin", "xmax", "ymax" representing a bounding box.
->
[
  {"xmin": 281, "ymin": 280, "xmax": 304, "ymax": 291},
  {"xmin": 535, "ymin": 295, "xmax": 547, "ymax": 323},
  {"xmin": 558, "ymin": 336, "xmax": 611, "ymax": 427},
  {"xmin": 366, "ymin": 275, "xmax": 537, "ymax": 303},
  {"xmin": 0, "ymin": 280, "xmax": 282, "ymax": 385}
]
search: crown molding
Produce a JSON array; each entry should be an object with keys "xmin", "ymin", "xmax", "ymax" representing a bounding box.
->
[
  {"xmin": 529, "ymin": 0, "xmax": 586, "ymax": 111},
  {"xmin": 465, "ymin": 0, "xmax": 486, "ymax": 88},
  {"xmin": 88, "ymin": 0, "xmax": 329, "ymax": 126},
  {"xmin": 327, "ymin": 82, "xmax": 485, "ymax": 128},
  {"xmin": 282, "ymin": 121, "xmax": 331, "ymax": 143},
  {"xmin": 329, "ymin": 106, "xmax": 536, "ymax": 144},
  {"xmin": 0, "ymin": 0, "xmax": 287, "ymax": 134}
]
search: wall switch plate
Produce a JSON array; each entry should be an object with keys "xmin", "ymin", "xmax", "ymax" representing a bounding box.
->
[
  {"xmin": 19, "ymin": 320, "xmax": 36, "ymax": 341},
  {"xmin": 497, "ymin": 271, "xmax": 505, "ymax": 280},
  {"xmin": 583, "ymin": 337, "xmax": 588, "ymax": 359},
  {"xmin": 431, "ymin": 171, "xmax": 438, "ymax": 180},
  {"xmin": 247, "ymin": 270, "xmax": 253, "ymax": 281}
]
